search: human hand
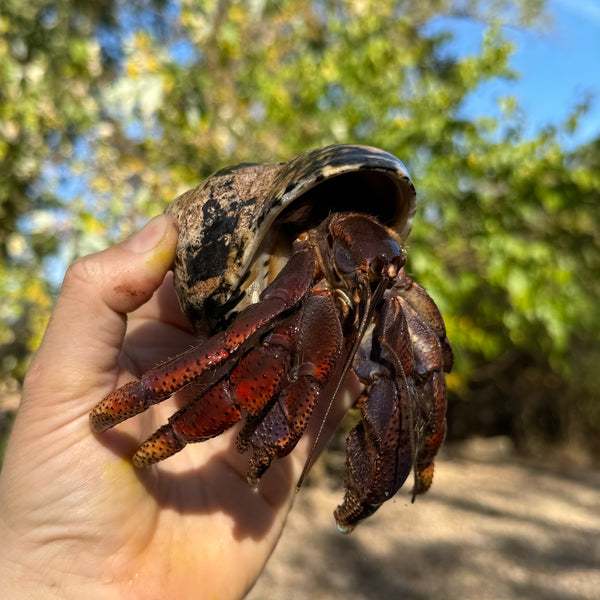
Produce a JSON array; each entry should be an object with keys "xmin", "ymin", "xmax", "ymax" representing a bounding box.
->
[{"xmin": 0, "ymin": 214, "xmax": 359, "ymax": 600}]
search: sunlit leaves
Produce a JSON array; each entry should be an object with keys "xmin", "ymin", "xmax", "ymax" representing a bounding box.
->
[{"xmin": 1, "ymin": 0, "xmax": 599, "ymax": 445}]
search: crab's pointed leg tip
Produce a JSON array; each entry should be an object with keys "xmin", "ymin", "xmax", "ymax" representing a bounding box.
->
[
  {"xmin": 132, "ymin": 424, "xmax": 186, "ymax": 467},
  {"xmin": 89, "ymin": 380, "xmax": 152, "ymax": 434},
  {"xmin": 336, "ymin": 521, "xmax": 356, "ymax": 534},
  {"xmin": 89, "ymin": 411, "xmax": 111, "ymax": 434}
]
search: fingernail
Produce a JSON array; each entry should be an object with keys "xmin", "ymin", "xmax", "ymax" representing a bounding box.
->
[{"xmin": 122, "ymin": 215, "xmax": 169, "ymax": 254}]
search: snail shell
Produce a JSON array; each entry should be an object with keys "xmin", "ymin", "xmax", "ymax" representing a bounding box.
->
[{"xmin": 165, "ymin": 144, "xmax": 416, "ymax": 335}]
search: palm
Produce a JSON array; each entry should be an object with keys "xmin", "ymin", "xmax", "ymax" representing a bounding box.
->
[{"xmin": 2, "ymin": 271, "xmax": 343, "ymax": 599}]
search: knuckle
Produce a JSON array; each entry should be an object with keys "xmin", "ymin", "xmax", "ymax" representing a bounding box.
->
[
  {"xmin": 22, "ymin": 355, "xmax": 43, "ymax": 393},
  {"xmin": 63, "ymin": 254, "xmax": 103, "ymax": 289}
]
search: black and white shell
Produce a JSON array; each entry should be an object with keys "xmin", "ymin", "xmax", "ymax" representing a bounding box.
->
[{"xmin": 165, "ymin": 144, "xmax": 416, "ymax": 335}]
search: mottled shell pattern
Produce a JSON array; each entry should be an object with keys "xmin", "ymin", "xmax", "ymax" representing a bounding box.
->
[{"xmin": 165, "ymin": 144, "xmax": 416, "ymax": 335}]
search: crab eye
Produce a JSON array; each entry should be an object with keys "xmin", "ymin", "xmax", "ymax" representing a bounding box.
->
[
  {"xmin": 382, "ymin": 239, "xmax": 405, "ymax": 270},
  {"xmin": 383, "ymin": 238, "xmax": 401, "ymax": 257},
  {"xmin": 333, "ymin": 240, "xmax": 356, "ymax": 275}
]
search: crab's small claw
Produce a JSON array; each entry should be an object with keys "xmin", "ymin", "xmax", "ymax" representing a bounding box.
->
[{"xmin": 395, "ymin": 270, "xmax": 453, "ymax": 372}]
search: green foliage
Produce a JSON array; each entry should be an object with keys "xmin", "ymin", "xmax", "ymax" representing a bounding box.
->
[
  {"xmin": 1, "ymin": 0, "xmax": 598, "ymax": 452},
  {"xmin": 0, "ymin": 0, "xmax": 109, "ymax": 377}
]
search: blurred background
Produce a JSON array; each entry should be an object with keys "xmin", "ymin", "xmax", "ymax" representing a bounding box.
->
[
  {"xmin": 1, "ymin": 0, "xmax": 598, "ymax": 461},
  {"xmin": 0, "ymin": 3, "xmax": 599, "ymax": 594}
]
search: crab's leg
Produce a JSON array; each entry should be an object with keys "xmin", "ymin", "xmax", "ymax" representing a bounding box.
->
[
  {"xmin": 334, "ymin": 297, "xmax": 414, "ymax": 531},
  {"xmin": 131, "ymin": 379, "xmax": 243, "ymax": 466},
  {"xmin": 411, "ymin": 371, "xmax": 447, "ymax": 495},
  {"xmin": 400, "ymin": 297, "xmax": 447, "ymax": 496},
  {"xmin": 395, "ymin": 268, "xmax": 453, "ymax": 373},
  {"xmin": 132, "ymin": 319, "xmax": 296, "ymax": 466},
  {"xmin": 89, "ymin": 242, "xmax": 316, "ymax": 433},
  {"xmin": 245, "ymin": 291, "xmax": 343, "ymax": 483},
  {"xmin": 233, "ymin": 317, "xmax": 299, "ymax": 454}
]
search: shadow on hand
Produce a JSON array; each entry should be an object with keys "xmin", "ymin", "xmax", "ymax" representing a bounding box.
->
[{"xmin": 95, "ymin": 424, "xmax": 295, "ymax": 542}]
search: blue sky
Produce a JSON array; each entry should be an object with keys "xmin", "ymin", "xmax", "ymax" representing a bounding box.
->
[
  {"xmin": 429, "ymin": 0, "xmax": 600, "ymax": 147},
  {"xmin": 511, "ymin": 0, "xmax": 600, "ymax": 143}
]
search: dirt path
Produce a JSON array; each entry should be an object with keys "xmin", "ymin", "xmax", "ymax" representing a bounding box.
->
[{"xmin": 247, "ymin": 444, "xmax": 600, "ymax": 600}]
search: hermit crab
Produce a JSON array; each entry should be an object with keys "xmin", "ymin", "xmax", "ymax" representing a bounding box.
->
[{"xmin": 90, "ymin": 144, "xmax": 453, "ymax": 531}]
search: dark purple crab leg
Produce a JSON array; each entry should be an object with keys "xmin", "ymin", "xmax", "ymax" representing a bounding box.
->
[
  {"xmin": 399, "ymin": 297, "xmax": 447, "ymax": 496},
  {"xmin": 89, "ymin": 241, "xmax": 317, "ymax": 433},
  {"xmin": 394, "ymin": 268, "xmax": 453, "ymax": 373},
  {"xmin": 334, "ymin": 296, "xmax": 415, "ymax": 531}
]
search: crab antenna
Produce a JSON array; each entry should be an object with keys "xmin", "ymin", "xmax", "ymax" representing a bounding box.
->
[
  {"xmin": 295, "ymin": 275, "xmax": 390, "ymax": 493},
  {"xmin": 380, "ymin": 338, "xmax": 419, "ymax": 502}
]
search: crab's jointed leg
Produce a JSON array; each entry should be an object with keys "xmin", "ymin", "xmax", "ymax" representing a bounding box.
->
[
  {"xmin": 131, "ymin": 318, "xmax": 296, "ymax": 466},
  {"xmin": 334, "ymin": 297, "xmax": 415, "ymax": 531},
  {"xmin": 89, "ymin": 241, "xmax": 317, "ymax": 434},
  {"xmin": 132, "ymin": 289, "xmax": 343, "ymax": 471},
  {"xmin": 400, "ymin": 295, "xmax": 447, "ymax": 496},
  {"xmin": 245, "ymin": 291, "xmax": 343, "ymax": 482}
]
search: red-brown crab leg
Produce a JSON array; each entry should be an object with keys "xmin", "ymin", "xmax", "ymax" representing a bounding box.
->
[
  {"xmin": 131, "ymin": 290, "xmax": 343, "ymax": 470},
  {"xmin": 334, "ymin": 296, "xmax": 415, "ymax": 531},
  {"xmin": 131, "ymin": 318, "xmax": 296, "ymax": 466},
  {"xmin": 245, "ymin": 291, "xmax": 343, "ymax": 482},
  {"xmin": 131, "ymin": 379, "xmax": 243, "ymax": 466},
  {"xmin": 89, "ymin": 241, "xmax": 317, "ymax": 433}
]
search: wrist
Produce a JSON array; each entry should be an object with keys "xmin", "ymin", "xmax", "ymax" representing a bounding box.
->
[
  {"xmin": 0, "ymin": 521, "xmax": 108, "ymax": 600},
  {"xmin": 0, "ymin": 554, "xmax": 116, "ymax": 600},
  {"xmin": 0, "ymin": 556, "xmax": 60, "ymax": 600}
]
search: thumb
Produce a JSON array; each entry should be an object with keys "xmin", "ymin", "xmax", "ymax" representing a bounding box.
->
[{"xmin": 24, "ymin": 214, "xmax": 179, "ymax": 406}]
